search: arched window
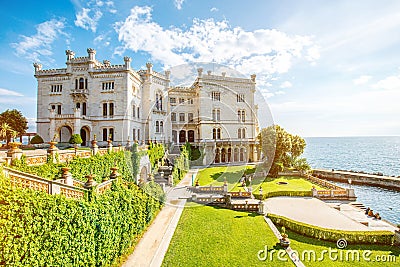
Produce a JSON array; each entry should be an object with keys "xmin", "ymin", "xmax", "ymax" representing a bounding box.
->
[
  {"xmin": 159, "ymin": 94, "xmax": 163, "ymax": 110},
  {"xmin": 242, "ymin": 128, "xmax": 246, "ymax": 138},
  {"xmin": 217, "ymin": 128, "xmax": 221, "ymax": 139},
  {"xmin": 156, "ymin": 121, "xmax": 159, "ymax": 132},
  {"xmin": 160, "ymin": 121, "xmax": 164, "ymax": 132},
  {"xmin": 213, "ymin": 128, "xmax": 216, "ymax": 139},
  {"xmin": 238, "ymin": 110, "xmax": 241, "ymax": 122},
  {"xmin": 85, "ymin": 79, "xmax": 88, "ymax": 89},
  {"xmin": 241, "ymin": 110, "xmax": 245, "ymax": 122},
  {"xmin": 82, "ymin": 102, "xmax": 87, "ymax": 116},
  {"xmin": 155, "ymin": 94, "xmax": 159, "ymax": 109},
  {"xmin": 75, "ymin": 79, "xmax": 78, "ymax": 89},
  {"xmin": 132, "ymin": 105, "xmax": 136, "ymax": 117},
  {"xmin": 79, "ymin": 78, "xmax": 84, "ymax": 89},
  {"xmin": 109, "ymin": 103, "xmax": 114, "ymax": 117},
  {"xmin": 238, "ymin": 128, "xmax": 241, "ymax": 139}
]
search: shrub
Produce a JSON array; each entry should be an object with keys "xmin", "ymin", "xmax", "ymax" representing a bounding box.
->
[
  {"xmin": 69, "ymin": 134, "xmax": 82, "ymax": 145},
  {"xmin": 30, "ymin": 134, "xmax": 44, "ymax": 144},
  {"xmin": 268, "ymin": 213, "xmax": 394, "ymax": 245},
  {"xmin": 0, "ymin": 175, "xmax": 164, "ymax": 266},
  {"xmin": 253, "ymin": 190, "xmax": 312, "ymax": 200}
]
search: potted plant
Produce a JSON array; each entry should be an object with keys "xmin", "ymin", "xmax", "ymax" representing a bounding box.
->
[{"xmin": 280, "ymin": 226, "xmax": 290, "ymax": 248}]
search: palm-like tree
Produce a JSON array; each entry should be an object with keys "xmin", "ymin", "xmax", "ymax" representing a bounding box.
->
[{"xmin": 0, "ymin": 123, "xmax": 12, "ymax": 144}]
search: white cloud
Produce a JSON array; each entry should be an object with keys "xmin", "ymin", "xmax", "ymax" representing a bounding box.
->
[
  {"xmin": 115, "ymin": 6, "xmax": 319, "ymax": 78},
  {"xmin": 174, "ymin": 0, "xmax": 185, "ymax": 10},
  {"xmin": 210, "ymin": 7, "xmax": 218, "ymax": 12},
  {"xmin": 11, "ymin": 19, "xmax": 66, "ymax": 62},
  {"xmin": 275, "ymin": 90, "xmax": 286, "ymax": 95},
  {"xmin": 280, "ymin": 81, "xmax": 292, "ymax": 88},
  {"xmin": 353, "ymin": 75, "xmax": 372, "ymax": 85},
  {"xmin": 75, "ymin": 8, "xmax": 103, "ymax": 32},
  {"xmin": 372, "ymin": 74, "xmax": 400, "ymax": 90},
  {"xmin": 0, "ymin": 88, "xmax": 24, "ymax": 97}
]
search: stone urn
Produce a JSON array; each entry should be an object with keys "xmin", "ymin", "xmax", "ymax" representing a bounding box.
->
[
  {"xmin": 9, "ymin": 141, "xmax": 22, "ymax": 151},
  {"xmin": 49, "ymin": 141, "xmax": 58, "ymax": 150},
  {"xmin": 280, "ymin": 236, "xmax": 290, "ymax": 248}
]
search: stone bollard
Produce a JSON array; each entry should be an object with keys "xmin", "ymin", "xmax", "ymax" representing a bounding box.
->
[
  {"xmin": 191, "ymin": 194, "xmax": 197, "ymax": 202},
  {"xmin": 61, "ymin": 167, "xmax": 73, "ymax": 186},
  {"xmin": 258, "ymin": 201, "xmax": 265, "ymax": 215},
  {"xmin": 311, "ymin": 186, "xmax": 318, "ymax": 197},
  {"xmin": 330, "ymin": 189, "xmax": 334, "ymax": 197}
]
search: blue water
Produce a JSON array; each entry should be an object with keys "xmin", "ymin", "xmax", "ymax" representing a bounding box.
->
[
  {"xmin": 303, "ymin": 136, "xmax": 400, "ymax": 225},
  {"xmin": 303, "ymin": 136, "xmax": 400, "ymax": 177}
]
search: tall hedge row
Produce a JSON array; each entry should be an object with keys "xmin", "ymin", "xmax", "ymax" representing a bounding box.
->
[
  {"xmin": 0, "ymin": 170, "xmax": 164, "ymax": 266},
  {"xmin": 172, "ymin": 143, "xmax": 190, "ymax": 184}
]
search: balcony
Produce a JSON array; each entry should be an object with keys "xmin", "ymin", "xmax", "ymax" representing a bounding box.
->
[{"xmin": 70, "ymin": 89, "xmax": 89, "ymax": 101}]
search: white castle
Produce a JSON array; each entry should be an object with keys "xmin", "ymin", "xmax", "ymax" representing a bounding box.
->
[{"xmin": 34, "ymin": 48, "xmax": 259, "ymax": 165}]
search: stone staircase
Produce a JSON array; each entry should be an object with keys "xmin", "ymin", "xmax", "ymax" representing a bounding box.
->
[{"xmin": 350, "ymin": 202, "xmax": 367, "ymax": 211}]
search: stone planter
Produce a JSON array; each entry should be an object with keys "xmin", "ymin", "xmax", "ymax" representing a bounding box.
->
[{"xmin": 49, "ymin": 141, "xmax": 58, "ymax": 150}]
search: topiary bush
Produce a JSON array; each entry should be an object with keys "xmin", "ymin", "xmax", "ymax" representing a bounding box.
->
[
  {"xmin": 30, "ymin": 134, "xmax": 44, "ymax": 144},
  {"xmin": 69, "ymin": 134, "xmax": 82, "ymax": 145}
]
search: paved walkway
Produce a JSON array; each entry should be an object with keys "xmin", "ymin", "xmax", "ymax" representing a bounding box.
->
[
  {"xmin": 264, "ymin": 197, "xmax": 396, "ymax": 232},
  {"xmin": 121, "ymin": 169, "xmax": 198, "ymax": 267}
]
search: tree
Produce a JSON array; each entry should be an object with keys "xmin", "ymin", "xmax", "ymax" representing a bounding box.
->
[
  {"xmin": 0, "ymin": 109, "xmax": 28, "ymax": 143},
  {"xmin": 30, "ymin": 134, "xmax": 44, "ymax": 144},
  {"xmin": 0, "ymin": 123, "xmax": 11, "ymax": 143},
  {"xmin": 69, "ymin": 134, "xmax": 83, "ymax": 145},
  {"xmin": 257, "ymin": 125, "xmax": 308, "ymax": 177}
]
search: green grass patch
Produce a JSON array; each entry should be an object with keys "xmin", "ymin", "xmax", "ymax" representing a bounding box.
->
[
  {"xmin": 162, "ymin": 203, "xmax": 292, "ymax": 267},
  {"xmin": 195, "ymin": 165, "xmax": 255, "ymax": 190}
]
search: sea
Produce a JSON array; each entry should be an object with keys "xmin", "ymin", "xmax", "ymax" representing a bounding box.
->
[{"xmin": 303, "ymin": 136, "xmax": 400, "ymax": 225}]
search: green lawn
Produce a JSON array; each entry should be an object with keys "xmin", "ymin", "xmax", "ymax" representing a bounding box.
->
[
  {"xmin": 195, "ymin": 165, "xmax": 255, "ymax": 190},
  {"xmin": 162, "ymin": 204, "xmax": 400, "ymax": 267},
  {"xmin": 196, "ymin": 165, "xmax": 325, "ymax": 195},
  {"xmin": 162, "ymin": 203, "xmax": 293, "ymax": 267}
]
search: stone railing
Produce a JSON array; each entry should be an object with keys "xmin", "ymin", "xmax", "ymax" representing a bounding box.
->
[
  {"xmin": 302, "ymin": 173, "xmax": 344, "ymax": 190},
  {"xmin": 229, "ymin": 191, "xmax": 252, "ymax": 198},
  {"xmin": 312, "ymin": 188, "xmax": 355, "ymax": 201},
  {"xmin": 2, "ymin": 166, "xmax": 117, "ymax": 200},
  {"xmin": 25, "ymin": 154, "xmax": 48, "ymax": 166},
  {"xmin": 2, "ymin": 167, "xmax": 86, "ymax": 199},
  {"xmin": 231, "ymin": 203, "xmax": 260, "ymax": 212},
  {"xmin": 189, "ymin": 184, "xmax": 227, "ymax": 194}
]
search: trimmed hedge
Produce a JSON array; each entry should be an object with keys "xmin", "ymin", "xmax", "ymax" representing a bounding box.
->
[
  {"xmin": 268, "ymin": 213, "xmax": 394, "ymax": 245},
  {"xmin": 172, "ymin": 143, "xmax": 190, "ymax": 185},
  {"xmin": 254, "ymin": 190, "xmax": 312, "ymax": 200},
  {"xmin": 30, "ymin": 134, "xmax": 44, "ymax": 144},
  {"xmin": 11, "ymin": 151, "xmax": 136, "ymax": 183},
  {"xmin": 0, "ymin": 169, "xmax": 164, "ymax": 266}
]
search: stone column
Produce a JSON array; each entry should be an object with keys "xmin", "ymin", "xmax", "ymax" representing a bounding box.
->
[
  {"xmin": 107, "ymin": 139, "xmax": 113, "ymax": 153},
  {"xmin": 91, "ymin": 136, "xmax": 98, "ymax": 155},
  {"xmin": 168, "ymin": 174, "xmax": 173, "ymax": 186}
]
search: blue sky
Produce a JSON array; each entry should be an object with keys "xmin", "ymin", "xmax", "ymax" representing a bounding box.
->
[{"xmin": 1, "ymin": 0, "xmax": 400, "ymax": 137}]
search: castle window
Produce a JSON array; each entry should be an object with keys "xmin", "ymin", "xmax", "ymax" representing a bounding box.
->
[
  {"xmin": 242, "ymin": 128, "xmax": 245, "ymax": 138},
  {"xmin": 103, "ymin": 103, "xmax": 108, "ymax": 117},
  {"xmin": 179, "ymin": 98, "xmax": 185, "ymax": 104},
  {"xmin": 156, "ymin": 121, "xmax": 159, "ymax": 133},
  {"xmin": 103, "ymin": 128, "xmax": 115, "ymax": 141},
  {"xmin": 213, "ymin": 128, "xmax": 221, "ymax": 139},
  {"xmin": 188, "ymin": 98, "xmax": 194, "ymax": 104},
  {"xmin": 238, "ymin": 128, "xmax": 241, "ymax": 139},
  {"xmin": 57, "ymin": 105, "xmax": 61, "ymax": 115},
  {"xmin": 132, "ymin": 129, "xmax": 136, "ymax": 141},
  {"xmin": 109, "ymin": 103, "xmax": 114, "ymax": 117},
  {"xmin": 170, "ymin": 97, "xmax": 176, "ymax": 104},
  {"xmin": 85, "ymin": 79, "xmax": 88, "ymax": 89},
  {"xmin": 160, "ymin": 121, "xmax": 164, "ymax": 133},
  {"xmin": 238, "ymin": 109, "xmax": 245, "ymax": 122},
  {"xmin": 137, "ymin": 107, "xmax": 140, "ymax": 118},
  {"xmin": 212, "ymin": 109, "xmax": 220, "ymax": 122},
  {"xmin": 102, "ymin": 82, "xmax": 115, "ymax": 91},
  {"xmin": 137, "ymin": 129, "xmax": 140, "ymax": 141},
  {"xmin": 132, "ymin": 105, "xmax": 136, "ymax": 118},
  {"xmin": 76, "ymin": 103, "xmax": 81, "ymax": 109},
  {"xmin": 237, "ymin": 94, "xmax": 245, "ymax": 102},
  {"xmin": 51, "ymin": 105, "xmax": 55, "ymax": 110},
  {"xmin": 79, "ymin": 78, "xmax": 84, "ymax": 89},
  {"xmin": 188, "ymin": 113, "xmax": 194, "ymax": 122},
  {"xmin": 241, "ymin": 110, "xmax": 245, "ymax": 122},
  {"xmin": 179, "ymin": 113, "xmax": 185, "ymax": 122},
  {"xmin": 75, "ymin": 79, "xmax": 78, "ymax": 89},
  {"xmin": 171, "ymin": 112, "xmax": 176, "ymax": 122},
  {"xmin": 82, "ymin": 102, "xmax": 87, "ymax": 116},
  {"xmin": 211, "ymin": 91, "xmax": 220, "ymax": 101},
  {"xmin": 51, "ymin": 84, "xmax": 62, "ymax": 93}
]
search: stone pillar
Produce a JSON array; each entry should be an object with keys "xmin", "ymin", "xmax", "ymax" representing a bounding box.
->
[
  {"xmin": 7, "ymin": 142, "xmax": 23, "ymax": 162},
  {"xmin": 191, "ymin": 194, "xmax": 197, "ymax": 202},
  {"xmin": 258, "ymin": 201, "xmax": 265, "ymax": 215},
  {"xmin": 168, "ymin": 174, "xmax": 173, "ymax": 186},
  {"xmin": 91, "ymin": 137, "xmax": 98, "ymax": 155},
  {"xmin": 223, "ymin": 178, "xmax": 228, "ymax": 193},
  {"xmin": 47, "ymin": 141, "xmax": 59, "ymax": 164},
  {"xmin": 62, "ymin": 167, "xmax": 73, "ymax": 186},
  {"xmin": 347, "ymin": 188, "xmax": 356, "ymax": 200},
  {"xmin": 124, "ymin": 56, "xmax": 131, "ymax": 70},
  {"xmin": 311, "ymin": 186, "xmax": 318, "ymax": 197}
]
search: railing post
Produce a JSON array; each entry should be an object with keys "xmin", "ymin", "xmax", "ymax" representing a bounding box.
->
[
  {"xmin": 91, "ymin": 135, "xmax": 98, "ymax": 155},
  {"xmin": 107, "ymin": 139, "xmax": 113, "ymax": 153},
  {"xmin": 62, "ymin": 166, "xmax": 73, "ymax": 186},
  {"xmin": 47, "ymin": 141, "xmax": 59, "ymax": 164},
  {"xmin": 109, "ymin": 165, "xmax": 120, "ymax": 181},
  {"xmin": 6, "ymin": 142, "xmax": 23, "ymax": 163}
]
